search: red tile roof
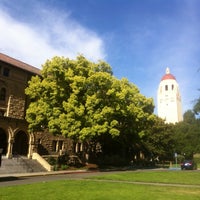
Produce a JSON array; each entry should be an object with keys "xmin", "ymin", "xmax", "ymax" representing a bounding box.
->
[
  {"xmin": 0, "ymin": 53, "xmax": 41, "ymax": 75},
  {"xmin": 161, "ymin": 73, "xmax": 176, "ymax": 81}
]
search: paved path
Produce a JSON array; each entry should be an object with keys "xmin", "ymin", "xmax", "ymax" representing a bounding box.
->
[{"xmin": 0, "ymin": 170, "xmax": 109, "ymax": 187}]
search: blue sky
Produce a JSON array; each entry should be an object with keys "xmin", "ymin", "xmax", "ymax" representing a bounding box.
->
[{"xmin": 0, "ymin": 0, "xmax": 199, "ymax": 114}]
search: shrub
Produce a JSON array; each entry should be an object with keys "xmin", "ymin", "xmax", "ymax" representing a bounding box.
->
[
  {"xmin": 61, "ymin": 165, "xmax": 69, "ymax": 170},
  {"xmin": 47, "ymin": 156, "xmax": 57, "ymax": 165}
]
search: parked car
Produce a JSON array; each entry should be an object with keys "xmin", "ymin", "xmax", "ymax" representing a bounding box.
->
[{"xmin": 180, "ymin": 160, "xmax": 197, "ymax": 170}]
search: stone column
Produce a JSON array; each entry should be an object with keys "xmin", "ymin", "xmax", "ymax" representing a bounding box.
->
[
  {"xmin": 80, "ymin": 143, "xmax": 83, "ymax": 152},
  {"xmin": 27, "ymin": 133, "xmax": 35, "ymax": 159},
  {"xmin": 6, "ymin": 137, "xmax": 14, "ymax": 159},
  {"xmin": 56, "ymin": 141, "xmax": 59, "ymax": 152},
  {"xmin": 75, "ymin": 143, "xmax": 79, "ymax": 153}
]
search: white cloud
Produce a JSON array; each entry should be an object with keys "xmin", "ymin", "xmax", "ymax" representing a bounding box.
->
[{"xmin": 0, "ymin": 5, "xmax": 106, "ymax": 68}]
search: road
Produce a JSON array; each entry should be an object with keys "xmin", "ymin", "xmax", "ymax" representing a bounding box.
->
[
  {"xmin": 1, "ymin": 170, "xmax": 200, "ymax": 188},
  {"xmin": 0, "ymin": 171, "xmax": 111, "ymax": 187}
]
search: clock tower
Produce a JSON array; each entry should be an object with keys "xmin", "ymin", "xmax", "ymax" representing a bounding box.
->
[{"xmin": 157, "ymin": 68, "xmax": 183, "ymax": 123}]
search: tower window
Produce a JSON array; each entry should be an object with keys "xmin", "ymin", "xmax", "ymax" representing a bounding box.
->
[
  {"xmin": 172, "ymin": 84, "xmax": 174, "ymax": 90},
  {"xmin": 0, "ymin": 88, "xmax": 6, "ymax": 101},
  {"xmin": 165, "ymin": 85, "xmax": 168, "ymax": 91}
]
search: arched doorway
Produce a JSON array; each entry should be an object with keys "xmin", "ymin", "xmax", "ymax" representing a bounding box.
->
[
  {"xmin": 13, "ymin": 131, "xmax": 29, "ymax": 156},
  {"xmin": 0, "ymin": 128, "xmax": 8, "ymax": 155}
]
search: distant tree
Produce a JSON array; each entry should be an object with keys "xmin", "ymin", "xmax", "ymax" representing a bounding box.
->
[
  {"xmin": 193, "ymin": 97, "xmax": 200, "ymax": 115},
  {"xmin": 183, "ymin": 110, "xmax": 196, "ymax": 123},
  {"xmin": 141, "ymin": 117, "xmax": 175, "ymax": 162},
  {"xmin": 172, "ymin": 110, "xmax": 200, "ymax": 159},
  {"xmin": 193, "ymin": 69, "xmax": 200, "ymax": 115},
  {"xmin": 25, "ymin": 55, "xmax": 155, "ymax": 161}
]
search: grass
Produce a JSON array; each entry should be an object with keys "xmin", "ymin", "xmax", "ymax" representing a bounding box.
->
[
  {"xmin": 0, "ymin": 170, "xmax": 200, "ymax": 200},
  {"xmin": 89, "ymin": 170, "xmax": 200, "ymax": 185}
]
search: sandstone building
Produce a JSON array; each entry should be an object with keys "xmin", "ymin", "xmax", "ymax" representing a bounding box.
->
[{"xmin": 0, "ymin": 53, "xmax": 76, "ymax": 160}]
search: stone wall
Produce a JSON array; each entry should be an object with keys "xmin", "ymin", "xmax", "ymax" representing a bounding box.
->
[
  {"xmin": 0, "ymin": 60, "xmax": 28, "ymax": 119},
  {"xmin": 34, "ymin": 131, "xmax": 73, "ymax": 156},
  {"xmin": 7, "ymin": 95, "xmax": 25, "ymax": 119}
]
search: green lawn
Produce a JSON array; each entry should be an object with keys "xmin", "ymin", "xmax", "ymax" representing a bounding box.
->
[
  {"xmin": 89, "ymin": 170, "xmax": 200, "ymax": 185},
  {"xmin": 0, "ymin": 170, "xmax": 200, "ymax": 200}
]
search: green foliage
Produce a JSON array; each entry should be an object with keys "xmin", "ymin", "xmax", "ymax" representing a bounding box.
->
[
  {"xmin": 193, "ymin": 97, "xmax": 200, "ymax": 115},
  {"xmin": 141, "ymin": 117, "xmax": 175, "ymax": 161},
  {"xmin": 46, "ymin": 156, "xmax": 57, "ymax": 165},
  {"xmin": 30, "ymin": 55, "xmax": 200, "ymax": 164},
  {"xmin": 26, "ymin": 55, "xmax": 155, "ymax": 158},
  {"xmin": 183, "ymin": 110, "xmax": 196, "ymax": 123},
  {"xmin": 172, "ymin": 114, "xmax": 200, "ymax": 158},
  {"xmin": 142, "ymin": 109, "xmax": 200, "ymax": 162}
]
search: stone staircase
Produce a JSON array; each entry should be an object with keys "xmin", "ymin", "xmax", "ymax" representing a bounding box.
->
[{"xmin": 0, "ymin": 155, "xmax": 47, "ymax": 174}]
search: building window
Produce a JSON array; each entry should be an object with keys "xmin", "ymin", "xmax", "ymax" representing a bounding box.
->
[
  {"xmin": 172, "ymin": 84, "xmax": 174, "ymax": 90},
  {"xmin": 0, "ymin": 88, "xmax": 6, "ymax": 101},
  {"xmin": 58, "ymin": 141, "xmax": 63, "ymax": 151},
  {"xmin": 0, "ymin": 109, "xmax": 5, "ymax": 116},
  {"xmin": 3, "ymin": 68, "xmax": 10, "ymax": 77},
  {"xmin": 52, "ymin": 140, "xmax": 57, "ymax": 152},
  {"xmin": 165, "ymin": 85, "xmax": 168, "ymax": 91},
  {"xmin": 74, "ymin": 142, "xmax": 83, "ymax": 153},
  {"xmin": 52, "ymin": 140, "xmax": 64, "ymax": 152}
]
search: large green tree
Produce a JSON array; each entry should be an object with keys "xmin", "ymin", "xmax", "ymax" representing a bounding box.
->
[{"xmin": 25, "ymin": 55, "xmax": 155, "ymax": 159}]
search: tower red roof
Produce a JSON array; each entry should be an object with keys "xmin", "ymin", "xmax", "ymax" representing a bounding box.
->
[
  {"xmin": 161, "ymin": 67, "xmax": 176, "ymax": 81},
  {"xmin": 161, "ymin": 73, "xmax": 176, "ymax": 81}
]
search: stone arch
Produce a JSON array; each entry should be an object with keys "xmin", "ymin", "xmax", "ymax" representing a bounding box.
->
[
  {"xmin": 0, "ymin": 128, "xmax": 8, "ymax": 155},
  {"xmin": 13, "ymin": 130, "xmax": 29, "ymax": 156}
]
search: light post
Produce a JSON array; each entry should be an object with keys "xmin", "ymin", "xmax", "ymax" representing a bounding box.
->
[{"xmin": 174, "ymin": 152, "xmax": 178, "ymax": 169}]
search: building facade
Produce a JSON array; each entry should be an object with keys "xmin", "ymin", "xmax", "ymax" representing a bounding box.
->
[
  {"xmin": 0, "ymin": 53, "xmax": 75, "ymax": 159},
  {"xmin": 157, "ymin": 67, "xmax": 183, "ymax": 123}
]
